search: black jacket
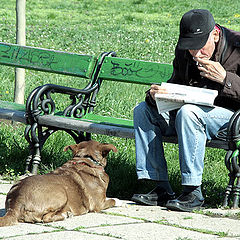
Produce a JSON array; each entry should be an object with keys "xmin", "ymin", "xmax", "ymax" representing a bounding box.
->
[{"xmin": 146, "ymin": 25, "xmax": 240, "ymax": 111}]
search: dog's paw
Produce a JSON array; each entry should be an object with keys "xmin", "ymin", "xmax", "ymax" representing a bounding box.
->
[
  {"xmin": 62, "ymin": 211, "xmax": 74, "ymax": 219},
  {"xmin": 112, "ymin": 198, "xmax": 123, "ymax": 207},
  {"xmin": 67, "ymin": 211, "xmax": 74, "ymax": 218},
  {"xmin": 106, "ymin": 197, "xmax": 123, "ymax": 207}
]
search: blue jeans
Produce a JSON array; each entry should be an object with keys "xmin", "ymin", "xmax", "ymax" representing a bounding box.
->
[{"xmin": 133, "ymin": 102, "xmax": 234, "ymax": 186}]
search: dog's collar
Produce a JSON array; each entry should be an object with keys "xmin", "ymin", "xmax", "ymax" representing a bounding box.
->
[
  {"xmin": 72, "ymin": 157, "xmax": 103, "ymax": 167},
  {"xmin": 72, "ymin": 161, "xmax": 87, "ymax": 166},
  {"xmin": 89, "ymin": 158, "xmax": 103, "ymax": 167}
]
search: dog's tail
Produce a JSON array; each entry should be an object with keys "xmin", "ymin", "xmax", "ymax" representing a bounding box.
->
[{"xmin": 0, "ymin": 210, "xmax": 18, "ymax": 227}]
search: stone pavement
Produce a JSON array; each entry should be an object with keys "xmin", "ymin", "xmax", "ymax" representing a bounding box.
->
[{"xmin": 0, "ymin": 179, "xmax": 240, "ymax": 240}]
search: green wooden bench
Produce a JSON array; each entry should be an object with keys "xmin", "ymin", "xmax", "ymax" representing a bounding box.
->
[
  {"xmin": 0, "ymin": 42, "xmax": 238, "ymax": 208},
  {"xmin": 0, "ymin": 41, "xmax": 97, "ymax": 124}
]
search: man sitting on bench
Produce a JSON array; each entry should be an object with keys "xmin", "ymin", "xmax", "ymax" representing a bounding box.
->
[{"xmin": 131, "ymin": 9, "xmax": 240, "ymax": 212}]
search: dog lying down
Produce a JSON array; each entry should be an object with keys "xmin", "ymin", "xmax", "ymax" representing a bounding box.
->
[{"xmin": 0, "ymin": 140, "xmax": 120, "ymax": 227}]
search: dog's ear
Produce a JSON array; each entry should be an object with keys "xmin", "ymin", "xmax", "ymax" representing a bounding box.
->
[
  {"xmin": 63, "ymin": 144, "xmax": 79, "ymax": 153},
  {"xmin": 101, "ymin": 143, "xmax": 118, "ymax": 158}
]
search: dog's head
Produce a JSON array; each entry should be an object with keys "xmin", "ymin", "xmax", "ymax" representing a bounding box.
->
[{"xmin": 63, "ymin": 140, "xmax": 117, "ymax": 167}]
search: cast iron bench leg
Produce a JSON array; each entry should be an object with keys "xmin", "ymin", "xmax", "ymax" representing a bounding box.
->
[
  {"xmin": 32, "ymin": 146, "xmax": 41, "ymax": 175},
  {"xmin": 24, "ymin": 122, "xmax": 42, "ymax": 175},
  {"xmin": 233, "ymin": 176, "xmax": 240, "ymax": 209},
  {"xmin": 223, "ymin": 173, "xmax": 235, "ymax": 208},
  {"xmin": 223, "ymin": 147, "xmax": 240, "ymax": 208},
  {"xmin": 24, "ymin": 125, "xmax": 34, "ymax": 173}
]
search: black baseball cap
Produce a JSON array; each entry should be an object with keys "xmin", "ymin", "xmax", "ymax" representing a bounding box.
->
[{"xmin": 177, "ymin": 9, "xmax": 215, "ymax": 50}]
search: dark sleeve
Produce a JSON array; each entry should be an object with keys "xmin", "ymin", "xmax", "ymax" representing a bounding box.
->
[
  {"xmin": 145, "ymin": 89, "xmax": 157, "ymax": 107},
  {"xmin": 221, "ymin": 70, "xmax": 240, "ymax": 101},
  {"xmin": 168, "ymin": 48, "xmax": 187, "ymax": 85}
]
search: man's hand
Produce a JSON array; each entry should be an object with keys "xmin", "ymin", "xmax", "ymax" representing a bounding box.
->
[
  {"xmin": 149, "ymin": 84, "xmax": 168, "ymax": 100},
  {"xmin": 194, "ymin": 57, "xmax": 226, "ymax": 84}
]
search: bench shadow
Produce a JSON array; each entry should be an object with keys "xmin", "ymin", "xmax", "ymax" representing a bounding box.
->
[{"xmin": 0, "ymin": 208, "xmax": 6, "ymax": 217}]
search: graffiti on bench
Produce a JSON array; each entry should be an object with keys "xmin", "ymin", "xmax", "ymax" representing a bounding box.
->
[
  {"xmin": 100, "ymin": 56, "xmax": 173, "ymax": 85},
  {"xmin": 0, "ymin": 44, "xmax": 57, "ymax": 69},
  {"xmin": 0, "ymin": 42, "xmax": 96, "ymax": 78}
]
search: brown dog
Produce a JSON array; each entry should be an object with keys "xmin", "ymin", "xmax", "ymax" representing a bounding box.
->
[{"xmin": 0, "ymin": 140, "xmax": 118, "ymax": 226}]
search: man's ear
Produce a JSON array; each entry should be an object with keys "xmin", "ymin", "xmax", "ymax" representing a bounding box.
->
[{"xmin": 213, "ymin": 29, "xmax": 220, "ymax": 43}]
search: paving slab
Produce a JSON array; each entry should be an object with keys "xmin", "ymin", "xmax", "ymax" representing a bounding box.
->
[
  {"xmin": 203, "ymin": 208, "xmax": 240, "ymax": 217},
  {"xmin": 0, "ymin": 182, "xmax": 13, "ymax": 194},
  {"xmin": 0, "ymin": 223, "xmax": 56, "ymax": 239},
  {"xmin": 7, "ymin": 231, "xmax": 119, "ymax": 240},
  {"xmin": 0, "ymin": 194, "xmax": 6, "ymax": 205},
  {"xmin": 0, "ymin": 180, "xmax": 240, "ymax": 240},
  {"xmin": 103, "ymin": 202, "xmax": 240, "ymax": 238},
  {"xmin": 46, "ymin": 211, "xmax": 143, "ymax": 230},
  {"xmin": 83, "ymin": 222, "xmax": 234, "ymax": 240}
]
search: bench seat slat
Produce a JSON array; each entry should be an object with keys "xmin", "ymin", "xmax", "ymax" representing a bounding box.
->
[
  {"xmin": 0, "ymin": 100, "xmax": 25, "ymax": 111},
  {"xmin": 38, "ymin": 113, "xmax": 229, "ymax": 150},
  {"xmin": 54, "ymin": 112, "xmax": 133, "ymax": 128},
  {"xmin": 0, "ymin": 101, "xmax": 26, "ymax": 123},
  {"xmin": 0, "ymin": 108, "xmax": 26, "ymax": 123},
  {"xmin": 80, "ymin": 113, "xmax": 134, "ymax": 128},
  {"xmin": 38, "ymin": 114, "xmax": 135, "ymax": 139}
]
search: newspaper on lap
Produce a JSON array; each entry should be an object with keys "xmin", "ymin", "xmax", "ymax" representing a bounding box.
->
[{"xmin": 155, "ymin": 82, "xmax": 218, "ymax": 113}]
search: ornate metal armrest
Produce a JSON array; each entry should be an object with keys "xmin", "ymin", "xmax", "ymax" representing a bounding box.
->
[{"xmin": 26, "ymin": 81, "xmax": 100, "ymax": 124}]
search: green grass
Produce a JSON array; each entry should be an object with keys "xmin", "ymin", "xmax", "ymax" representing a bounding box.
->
[{"xmin": 0, "ymin": 0, "xmax": 238, "ymax": 207}]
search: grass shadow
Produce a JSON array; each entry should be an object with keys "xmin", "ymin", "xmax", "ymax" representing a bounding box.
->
[
  {"xmin": 105, "ymin": 154, "xmax": 138, "ymax": 200},
  {"xmin": 0, "ymin": 123, "xmax": 28, "ymax": 175},
  {"xmin": 0, "ymin": 123, "xmax": 232, "ymax": 209}
]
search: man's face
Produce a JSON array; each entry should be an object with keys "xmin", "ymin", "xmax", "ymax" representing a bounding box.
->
[{"xmin": 188, "ymin": 29, "xmax": 220, "ymax": 60}]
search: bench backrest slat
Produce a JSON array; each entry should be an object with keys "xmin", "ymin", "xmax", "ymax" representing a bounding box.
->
[
  {"xmin": 98, "ymin": 56, "xmax": 173, "ymax": 85},
  {"xmin": 0, "ymin": 42, "xmax": 97, "ymax": 79}
]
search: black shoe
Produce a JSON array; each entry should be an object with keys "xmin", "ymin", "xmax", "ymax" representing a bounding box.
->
[
  {"xmin": 131, "ymin": 186, "xmax": 176, "ymax": 206},
  {"xmin": 166, "ymin": 192, "xmax": 204, "ymax": 212}
]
